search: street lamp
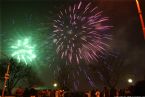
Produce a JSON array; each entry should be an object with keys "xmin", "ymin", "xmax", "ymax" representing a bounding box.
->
[
  {"xmin": 53, "ymin": 83, "xmax": 58, "ymax": 88},
  {"xmin": 128, "ymin": 78, "xmax": 133, "ymax": 84}
]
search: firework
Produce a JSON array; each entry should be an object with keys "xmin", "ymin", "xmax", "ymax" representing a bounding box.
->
[
  {"xmin": 53, "ymin": 1, "xmax": 112, "ymax": 64},
  {"xmin": 56, "ymin": 63, "xmax": 97, "ymax": 91},
  {"xmin": 10, "ymin": 38, "xmax": 36, "ymax": 65}
]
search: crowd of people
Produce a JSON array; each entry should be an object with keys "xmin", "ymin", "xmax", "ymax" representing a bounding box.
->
[{"xmin": 1, "ymin": 79, "xmax": 145, "ymax": 97}]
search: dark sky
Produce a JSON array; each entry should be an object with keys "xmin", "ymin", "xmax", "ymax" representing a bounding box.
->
[{"xmin": 1, "ymin": 0, "xmax": 145, "ymax": 90}]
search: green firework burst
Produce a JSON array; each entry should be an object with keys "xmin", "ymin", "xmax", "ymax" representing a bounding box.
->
[{"xmin": 10, "ymin": 38, "xmax": 36, "ymax": 65}]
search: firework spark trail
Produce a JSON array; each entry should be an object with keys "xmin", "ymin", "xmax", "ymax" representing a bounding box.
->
[
  {"xmin": 10, "ymin": 38, "xmax": 36, "ymax": 65},
  {"xmin": 53, "ymin": 60, "xmax": 97, "ymax": 91},
  {"xmin": 53, "ymin": 1, "xmax": 112, "ymax": 64},
  {"xmin": 49, "ymin": 51, "xmax": 122, "ymax": 91}
]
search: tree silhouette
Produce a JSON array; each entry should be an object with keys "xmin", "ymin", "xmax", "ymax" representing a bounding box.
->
[
  {"xmin": 57, "ymin": 65, "xmax": 71, "ymax": 91},
  {"xmin": 0, "ymin": 59, "xmax": 31, "ymax": 95},
  {"xmin": 89, "ymin": 51, "xmax": 128, "ymax": 88}
]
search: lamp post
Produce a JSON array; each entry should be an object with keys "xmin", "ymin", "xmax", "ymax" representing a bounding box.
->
[
  {"xmin": 0, "ymin": 52, "xmax": 11, "ymax": 97},
  {"xmin": 135, "ymin": 0, "xmax": 145, "ymax": 39},
  {"xmin": 2, "ymin": 62, "xmax": 11, "ymax": 97}
]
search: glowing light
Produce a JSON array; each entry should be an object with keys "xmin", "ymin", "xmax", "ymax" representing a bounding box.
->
[
  {"xmin": 128, "ymin": 78, "xmax": 133, "ymax": 83},
  {"xmin": 135, "ymin": 0, "xmax": 145, "ymax": 39},
  {"xmin": 10, "ymin": 38, "xmax": 36, "ymax": 65},
  {"xmin": 53, "ymin": 83, "xmax": 58, "ymax": 87}
]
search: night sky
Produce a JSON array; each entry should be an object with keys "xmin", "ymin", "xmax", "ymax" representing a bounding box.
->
[{"xmin": 1, "ymin": 0, "xmax": 145, "ymax": 90}]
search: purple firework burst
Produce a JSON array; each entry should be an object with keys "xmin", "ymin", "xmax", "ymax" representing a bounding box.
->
[{"xmin": 53, "ymin": 1, "xmax": 112, "ymax": 64}]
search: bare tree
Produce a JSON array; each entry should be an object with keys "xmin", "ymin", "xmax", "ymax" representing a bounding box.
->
[
  {"xmin": 0, "ymin": 59, "xmax": 31, "ymax": 95},
  {"xmin": 25, "ymin": 70, "xmax": 42, "ymax": 87},
  {"xmin": 57, "ymin": 65, "xmax": 71, "ymax": 91},
  {"xmin": 89, "ymin": 51, "xmax": 128, "ymax": 88}
]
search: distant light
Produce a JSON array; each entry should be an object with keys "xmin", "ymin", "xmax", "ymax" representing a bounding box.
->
[
  {"xmin": 128, "ymin": 78, "xmax": 133, "ymax": 83},
  {"xmin": 53, "ymin": 83, "xmax": 58, "ymax": 87}
]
